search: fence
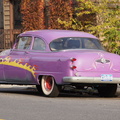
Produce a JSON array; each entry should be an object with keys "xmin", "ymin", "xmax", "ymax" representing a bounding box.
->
[{"xmin": 0, "ymin": 29, "xmax": 22, "ymax": 51}]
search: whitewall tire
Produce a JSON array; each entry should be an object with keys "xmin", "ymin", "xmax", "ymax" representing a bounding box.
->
[{"xmin": 41, "ymin": 76, "xmax": 59, "ymax": 97}]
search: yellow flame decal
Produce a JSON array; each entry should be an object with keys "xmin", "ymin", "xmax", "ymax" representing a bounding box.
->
[{"xmin": 0, "ymin": 57, "xmax": 37, "ymax": 78}]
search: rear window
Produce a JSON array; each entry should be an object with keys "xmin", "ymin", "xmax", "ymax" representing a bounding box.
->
[{"xmin": 50, "ymin": 37, "xmax": 105, "ymax": 51}]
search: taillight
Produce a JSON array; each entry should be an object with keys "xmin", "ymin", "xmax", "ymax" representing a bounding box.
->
[
  {"xmin": 70, "ymin": 58, "xmax": 77, "ymax": 70},
  {"xmin": 71, "ymin": 65, "xmax": 77, "ymax": 70},
  {"xmin": 71, "ymin": 58, "xmax": 77, "ymax": 62}
]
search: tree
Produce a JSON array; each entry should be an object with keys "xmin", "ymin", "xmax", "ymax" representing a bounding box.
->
[
  {"xmin": 48, "ymin": 0, "xmax": 73, "ymax": 29},
  {"xmin": 58, "ymin": 0, "xmax": 120, "ymax": 54},
  {"xmin": 21, "ymin": 0, "xmax": 45, "ymax": 31}
]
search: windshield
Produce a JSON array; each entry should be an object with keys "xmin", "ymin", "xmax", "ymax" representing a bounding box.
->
[{"xmin": 50, "ymin": 37, "xmax": 105, "ymax": 51}]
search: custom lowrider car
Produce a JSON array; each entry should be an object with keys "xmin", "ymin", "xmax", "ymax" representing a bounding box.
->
[{"xmin": 0, "ymin": 30, "xmax": 120, "ymax": 97}]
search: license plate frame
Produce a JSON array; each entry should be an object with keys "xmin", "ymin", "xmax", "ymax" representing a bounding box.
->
[{"xmin": 101, "ymin": 74, "xmax": 113, "ymax": 81}]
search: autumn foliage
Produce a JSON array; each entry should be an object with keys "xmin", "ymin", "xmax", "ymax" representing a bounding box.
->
[
  {"xmin": 48, "ymin": 0, "xmax": 73, "ymax": 29},
  {"xmin": 20, "ymin": 0, "xmax": 45, "ymax": 31},
  {"xmin": 20, "ymin": 0, "xmax": 73, "ymax": 30}
]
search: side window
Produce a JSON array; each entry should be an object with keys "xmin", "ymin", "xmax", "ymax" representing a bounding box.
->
[
  {"xmin": 32, "ymin": 37, "xmax": 46, "ymax": 51},
  {"xmin": 15, "ymin": 37, "xmax": 32, "ymax": 49}
]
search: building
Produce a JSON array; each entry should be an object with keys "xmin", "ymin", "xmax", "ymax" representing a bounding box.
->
[{"xmin": 0, "ymin": 0, "xmax": 22, "ymax": 51}]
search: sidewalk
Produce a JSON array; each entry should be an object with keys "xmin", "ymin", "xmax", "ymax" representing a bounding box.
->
[
  {"xmin": 0, "ymin": 84, "xmax": 36, "ymax": 90},
  {"xmin": 0, "ymin": 84, "xmax": 120, "ymax": 88}
]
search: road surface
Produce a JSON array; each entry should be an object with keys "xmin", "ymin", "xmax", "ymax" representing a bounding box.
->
[{"xmin": 0, "ymin": 85, "xmax": 120, "ymax": 120}]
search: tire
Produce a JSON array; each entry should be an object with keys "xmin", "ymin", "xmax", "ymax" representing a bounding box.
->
[
  {"xmin": 98, "ymin": 84, "xmax": 117, "ymax": 97},
  {"xmin": 36, "ymin": 85, "xmax": 44, "ymax": 95},
  {"xmin": 41, "ymin": 76, "xmax": 60, "ymax": 97}
]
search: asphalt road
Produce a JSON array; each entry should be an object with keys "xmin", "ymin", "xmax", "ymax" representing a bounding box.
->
[{"xmin": 0, "ymin": 85, "xmax": 120, "ymax": 120}]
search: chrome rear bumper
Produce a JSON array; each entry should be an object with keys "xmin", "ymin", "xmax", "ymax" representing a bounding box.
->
[{"xmin": 63, "ymin": 77, "xmax": 120, "ymax": 84}]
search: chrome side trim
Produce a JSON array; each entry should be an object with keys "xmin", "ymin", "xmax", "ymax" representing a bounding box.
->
[{"xmin": 63, "ymin": 77, "xmax": 120, "ymax": 84}]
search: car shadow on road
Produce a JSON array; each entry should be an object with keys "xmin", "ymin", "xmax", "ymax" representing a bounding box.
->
[
  {"xmin": 0, "ymin": 86, "xmax": 120, "ymax": 99},
  {"xmin": 0, "ymin": 87, "xmax": 40, "ymax": 96}
]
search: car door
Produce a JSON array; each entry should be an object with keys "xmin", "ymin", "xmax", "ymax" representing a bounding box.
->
[
  {"xmin": 4, "ymin": 36, "xmax": 34, "ymax": 84},
  {"xmin": 28, "ymin": 37, "xmax": 47, "ymax": 75}
]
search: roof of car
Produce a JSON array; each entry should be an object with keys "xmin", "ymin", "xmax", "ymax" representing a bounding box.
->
[{"xmin": 19, "ymin": 29, "xmax": 98, "ymax": 43}]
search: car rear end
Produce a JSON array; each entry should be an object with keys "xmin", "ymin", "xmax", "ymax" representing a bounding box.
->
[{"xmin": 62, "ymin": 50, "xmax": 120, "ymax": 97}]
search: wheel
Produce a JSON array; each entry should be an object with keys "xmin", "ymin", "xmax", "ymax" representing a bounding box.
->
[
  {"xmin": 98, "ymin": 84, "xmax": 117, "ymax": 97},
  {"xmin": 41, "ymin": 76, "xmax": 60, "ymax": 97}
]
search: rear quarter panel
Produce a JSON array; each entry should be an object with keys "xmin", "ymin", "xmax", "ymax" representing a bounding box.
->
[{"xmin": 29, "ymin": 52, "xmax": 73, "ymax": 84}]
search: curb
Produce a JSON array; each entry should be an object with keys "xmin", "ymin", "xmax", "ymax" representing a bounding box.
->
[{"xmin": 0, "ymin": 85, "xmax": 36, "ymax": 89}]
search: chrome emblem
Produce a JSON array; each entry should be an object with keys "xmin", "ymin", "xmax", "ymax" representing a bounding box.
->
[{"xmin": 96, "ymin": 58, "xmax": 110, "ymax": 64}]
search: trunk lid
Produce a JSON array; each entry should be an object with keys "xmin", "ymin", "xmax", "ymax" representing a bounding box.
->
[{"xmin": 63, "ymin": 49, "xmax": 120, "ymax": 72}]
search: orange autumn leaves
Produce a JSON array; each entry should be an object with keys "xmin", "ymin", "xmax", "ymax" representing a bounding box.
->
[
  {"xmin": 21, "ymin": 0, "xmax": 45, "ymax": 31},
  {"xmin": 20, "ymin": 0, "xmax": 73, "ymax": 31}
]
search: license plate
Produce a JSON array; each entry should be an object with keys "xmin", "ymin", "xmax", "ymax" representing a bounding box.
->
[{"xmin": 101, "ymin": 74, "xmax": 113, "ymax": 81}]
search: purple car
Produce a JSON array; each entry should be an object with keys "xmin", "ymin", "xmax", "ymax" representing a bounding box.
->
[{"xmin": 0, "ymin": 30, "xmax": 120, "ymax": 97}]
